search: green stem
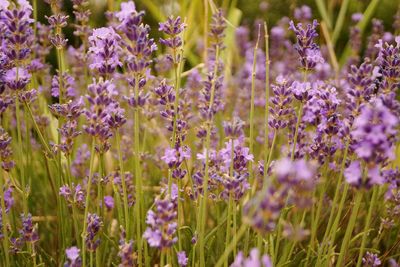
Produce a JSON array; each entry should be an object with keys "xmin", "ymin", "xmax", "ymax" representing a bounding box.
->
[
  {"xmin": 198, "ymin": 46, "xmax": 220, "ymax": 267},
  {"xmin": 249, "ymin": 26, "xmax": 261, "ymax": 189},
  {"xmin": 332, "ymin": 0, "xmax": 350, "ymax": 46},
  {"xmin": 216, "ymin": 224, "xmax": 247, "ymax": 267},
  {"xmin": 291, "ymin": 103, "xmax": 304, "ymax": 161},
  {"xmin": 82, "ymin": 139, "xmax": 96, "ymax": 267},
  {"xmin": 15, "ymin": 97, "xmax": 28, "ymax": 213},
  {"xmin": 133, "ymin": 75, "xmax": 143, "ymax": 267},
  {"xmin": 317, "ymin": 141, "xmax": 350, "ymax": 265},
  {"xmin": 263, "ymin": 21, "xmax": 270, "ymax": 187},
  {"xmin": 115, "ymin": 130, "xmax": 130, "ymax": 237},
  {"xmin": 356, "ymin": 187, "xmax": 379, "ymax": 267},
  {"xmin": 0, "ymin": 170, "xmax": 10, "ymax": 267},
  {"xmin": 224, "ymin": 193, "xmax": 233, "ymax": 267},
  {"xmin": 335, "ymin": 191, "xmax": 363, "ymax": 267}
]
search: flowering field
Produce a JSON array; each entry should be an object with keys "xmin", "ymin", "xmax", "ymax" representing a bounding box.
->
[{"xmin": 0, "ymin": 0, "xmax": 400, "ymax": 266}]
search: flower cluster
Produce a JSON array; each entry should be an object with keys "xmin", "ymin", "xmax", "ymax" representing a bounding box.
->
[
  {"xmin": 143, "ymin": 184, "xmax": 178, "ymax": 249},
  {"xmin": 85, "ymin": 213, "xmax": 102, "ymax": 251},
  {"xmin": 289, "ymin": 20, "xmax": 324, "ymax": 70},
  {"xmin": 345, "ymin": 99, "xmax": 398, "ymax": 188}
]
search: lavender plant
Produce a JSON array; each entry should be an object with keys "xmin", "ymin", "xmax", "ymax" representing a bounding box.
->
[{"xmin": 0, "ymin": 0, "xmax": 399, "ymax": 266}]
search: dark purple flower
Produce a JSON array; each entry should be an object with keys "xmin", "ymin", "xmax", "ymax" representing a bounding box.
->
[
  {"xmin": 0, "ymin": 127, "xmax": 14, "ymax": 171},
  {"xmin": 19, "ymin": 213, "xmax": 39, "ymax": 243},
  {"xmin": 362, "ymin": 252, "xmax": 381, "ymax": 267},
  {"xmin": 85, "ymin": 213, "xmax": 102, "ymax": 251},
  {"xmin": 4, "ymin": 67, "xmax": 31, "ymax": 91},
  {"xmin": 1, "ymin": 0, "xmax": 34, "ymax": 63},
  {"xmin": 104, "ymin": 195, "xmax": 114, "ymax": 210},
  {"xmin": 159, "ymin": 16, "xmax": 185, "ymax": 64}
]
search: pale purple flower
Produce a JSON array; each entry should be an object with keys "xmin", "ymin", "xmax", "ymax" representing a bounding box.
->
[
  {"xmin": 64, "ymin": 246, "xmax": 82, "ymax": 267},
  {"xmin": 231, "ymin": 248, "xmax": 272, "ymax": 267},
  {"xmin": 88, "ymin": 27, "xmax": 121, "ymax": 76},
  {"xmin": 177, "ymin": 251, "xmax": 188, "ymax": 267}
]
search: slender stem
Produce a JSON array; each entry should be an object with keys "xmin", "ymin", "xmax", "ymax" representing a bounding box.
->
[
  {"xmin": 198, "ymin": 46, "xmax": 220, "ymax": 267},
  {"xmin": 291, "ymin": 71, "xmax": 308, "ymax": 160},
  {"xmin": 224, "ymin": 193, "xmax": 232, "ymax": 267},
  {"xmin": 24, "ymin": 102, "xmax": 54, "ymax": 159},
  {"xmin": 133, "ymin": 75, "xmax": 143, "ymax": 267},
  {"xmin": 0, "ymin": 170, "xmax": 10, "ymax": 267},
  {"xmin": 317, "ymin": 141, "xmax": 350, "ymax": 265},
  {"xmin": 215, "ymin": 224, "xmax": 247, "ymax": 267},
  {"xmin": 332, "ymin": 0, "xmax": 350, "ymax": 46},
  {"xmin": 249, "ymin": 25, "xmax": 261, "ymax": 188},
  {"xmin": 263, "ymin": 21, "xmax": 270, "ymax": 187},
  {"xmin": 15, "ymin": 97, "xmax": 28, "ymax": 213},
  {"xmin": 356, "ymin": 187, "xmax": 379, "ymax": 267},
  {"xmin": 335, "ymin": 191, "xmax": 363, "ymax": 267},
  {"xmin": 82, "ymin": 139, "xmax": 96, "ymax": 267},
  {"xmin": 115, "ymin": 130, "xmax": 129, "ymax": 236},
  {"xmin": 291, "ymin": 103, "xmax": 304, "ymax": 161}
]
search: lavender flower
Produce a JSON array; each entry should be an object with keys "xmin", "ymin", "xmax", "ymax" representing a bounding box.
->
[
  {"xmin": 159, "ymin": 16, "xmax": 186, "ymax": 64},
  {"xmin": 84, "ymin": 78, "xmax": 123, "ymax": 153},
  {"xmin": 64, "ymin": 246, "xmax": 82, "ymax": 267},
  {"xmin": 362, "ymin": 252, "xmax": 381, "ymax": 267},
  {"xmin": 177, "ymin": 251, "xmax": 188, "ymax": 267},
  {"xmin": 19, "ymin": 213, "xmax": 39, "ymax": 243},
  {"xmin": 269, "ymin": 76, "xmax": 294, "ymax": 130},
  {"xmin": 118, "ymin": 229, "xmax": 134, "ymax": 267},
  {"xmin": 143, "ymin": 184, "xmax": 178, "ymax": 249},
  {"xmin": 231, "ymin": 248, "xmax": 272, "ymax": 267},
  {"xmin": 345, "ymin": 99, "xmax": 398, "ymax": 188},
  {"xmin": 0, "ymin": 127, "xmax": 14, "ymax": 171},
  {"xmin": 289, "ymin": 19, "xmax": 324, "ymax": 70},
  {"xmin": 88, "ymin": 27, "xmax": 121, "ymax": 76},
  {"xmin": 4, "ymin": 67, "xmax": 31, "ymax": 91},
  {"xmin": 1, "ymin": 0, "xmax": 34, "ymax": 63},
  {"xmin": 85, "ymin": 213, "xmax": 102, "ymax": 251},
  {"xmin": 51, "ymin": 72, "xmax": 76, "ymax": 99}
]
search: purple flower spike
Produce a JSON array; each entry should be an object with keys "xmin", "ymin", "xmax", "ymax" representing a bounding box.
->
[
  {"xmin": 143, "ymin": 184, "xmax": 178, "ymax": 249},
  {"xmin": 85, "ymin": 213, "xmax": 102, "ymax": 251},
  {"xmin": 289, "ymin": 19, "xmax": 324, "ymax": 70},
  {"xmin": 88, "ymin": 27, "xmax": 122, "ymax": 76}
]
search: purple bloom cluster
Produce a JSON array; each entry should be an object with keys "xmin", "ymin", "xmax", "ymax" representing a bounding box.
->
[
  {"xmin": 84, "ymin": 79, "xmax": 126, "ymax": 153},
  {"xmin": 88, "ymin": 27, "xmax": 121, "ymax": 77},
  {"xmin": 345, "ymin": 99, "xmax": 398, "ymax": 188},
  {"xmin": 231, "ymin": 248, "xmax": 272, "ymax": 267},
  {"xmin": 85, "ymin": 213, "xmax": 102, "ymax": 251},
  {"xmin": 289, "ymin": 19, "xmax": 324, "ymax": 70},
  {"xmin": 159, "ymin": 16, "xmax": 185, "ymax": 63},
  {"xmin": 269, "ymin": 76, "xmax": 295, "ymax": 130},
  {"xmin": 246, "ymin": 158, "xmax": 315, "ymax": 233},
  {"xmin": 0, "ymin": 127, "xmax": 14, "ymax": 171},
  {"xmin": 64, "ymin": 246, "xmax": 82, "ymax": 267},
  {"xmin": 143, "ymin": 184, "xmax": 178, "ymax": 249}
]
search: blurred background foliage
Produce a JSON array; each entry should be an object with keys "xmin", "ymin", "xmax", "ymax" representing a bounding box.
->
[{"xmin": 36, "ymin": 0, "xmax": 400, "ymax": 69}]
